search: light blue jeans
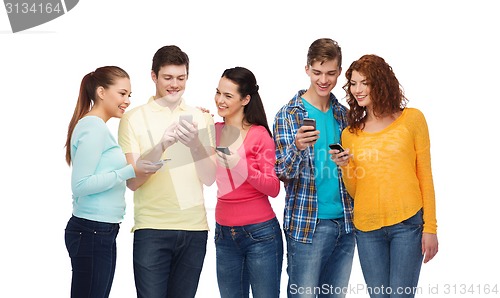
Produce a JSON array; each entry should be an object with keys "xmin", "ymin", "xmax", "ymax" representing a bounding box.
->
[
  {"xmin": 356, "ymin": 209, "xmax": 424, "ymax": 298},
  {"xmin": 286, "ymin": 218, "xmax": 355, "ymax": 298},
  {"xmin": 215, "ymin": 217, "xmax": 284, "ymax": 298}
]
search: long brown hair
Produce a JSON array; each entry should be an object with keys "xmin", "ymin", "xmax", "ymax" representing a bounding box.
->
[
  {"xmin": 343, "ymin": 54, "xmax": 407, "ymax": 132},
  {"xmin": 65, "ymin": 66, "xmax": 129, "ymax": 165}
]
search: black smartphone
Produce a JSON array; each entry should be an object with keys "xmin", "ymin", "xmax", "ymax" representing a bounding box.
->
[
  {"xmin": 303, "ymin": 118, "xmax": 316, "ymax": 132},
  {"xmin": 329, "ymin": 143, "xmax": 345, "ymax": 152},
  {"xmin": 216, "ymin": 146, "xmax": 231, "ymax": 155}
]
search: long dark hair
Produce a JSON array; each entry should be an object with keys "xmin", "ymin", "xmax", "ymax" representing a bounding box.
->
[
  {"xmin": 65, "ymin": 66, "xmax": 129, "ymax": 165},
  {"xmin": 221, "ymin": 67, "xmax": 272, "ymax": 137}
]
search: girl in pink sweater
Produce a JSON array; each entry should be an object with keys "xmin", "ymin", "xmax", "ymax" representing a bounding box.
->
[{"xmin": 213, "ymin": 66, "xmax": 282, "ymax": 298}]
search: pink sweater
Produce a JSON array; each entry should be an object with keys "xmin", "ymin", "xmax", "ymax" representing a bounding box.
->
[{"xmin": 215, "ymin": 123, "xmax": 280, "ymax": 226}]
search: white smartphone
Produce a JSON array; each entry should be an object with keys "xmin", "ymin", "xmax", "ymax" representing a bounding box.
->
[
  {"xmin": 179, "ymin": 114, "xmax": 193, "ymax": 128},
  {"xmin": 153, "ymin": 158, "xmax": 171, "ymax": 165}
]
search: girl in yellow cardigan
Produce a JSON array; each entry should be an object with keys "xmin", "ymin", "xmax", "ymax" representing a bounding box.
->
[{"xmin": 332, "ymin": 54, "xmax": 438, "ymax": 298}]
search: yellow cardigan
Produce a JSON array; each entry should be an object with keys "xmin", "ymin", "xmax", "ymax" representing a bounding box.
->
[{"xmin": 341, "ymin": 108, "xmax": 437, "ymax": 234}]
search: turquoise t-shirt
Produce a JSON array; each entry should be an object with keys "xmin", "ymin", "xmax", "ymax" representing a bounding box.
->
[
  {"xmin": 71, "ymin": 116, "xmax": 135, "ymax": 223},
  {"xmin": 303, "ymin": 99, "xmax": 343, "ymax": 219}
]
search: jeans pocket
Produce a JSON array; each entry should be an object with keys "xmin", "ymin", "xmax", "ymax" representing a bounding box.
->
[
  {"xmin": 401, "ymin": 209, "xmax": 424, "ymax": 226},
  {"xmin": 247, "ymin": 222, "xmax": 277, "ymax": 242},
  {"xmin": 65, "ymin": 230, "xmax": 82, "ymax": 258}
]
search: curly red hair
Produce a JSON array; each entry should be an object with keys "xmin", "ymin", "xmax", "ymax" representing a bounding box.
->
[{"xmin": 342, "ymin": 54, "xmax": 407, "ymax": 133}]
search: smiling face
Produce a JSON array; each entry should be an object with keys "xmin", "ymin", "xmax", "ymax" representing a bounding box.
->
[
  {"xmin": 97, "ymin": 77, "xmax": 131, "ymax": 119},
  {"xmin": 349, "ymin": 70, "xmax": 372, "ymax": 108},
  {"xmin": 152, "ymin": 64, "xmax": 187, "ymax": 106},
  {"xmin": 214, "ymin": 77, "xmax": 249, "ymax": 120},
  {"xmin": 305, "ymin": 59, "xmax": 342, "ymax": 99}
]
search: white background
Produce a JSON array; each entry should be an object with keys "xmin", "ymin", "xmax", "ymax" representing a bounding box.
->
[{"xmin": 1, "ymin": 0, "xmax": 499, "ymax": 297}]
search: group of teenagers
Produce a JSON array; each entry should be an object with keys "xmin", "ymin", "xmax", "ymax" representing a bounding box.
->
[{"xmin": 64, "ymin": 38, "xmax": 438, "ymax": 298}]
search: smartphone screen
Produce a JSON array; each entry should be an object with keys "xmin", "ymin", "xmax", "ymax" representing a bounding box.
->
[
  {"xmin": 329, "ymin": 143, "xmax": 344, "ymax": 152},
  {"xmin": 303, "ymin": 118, "xmax": 316, "ymax": 132},
  {"xmin": 216, "ymin": 146, "xmax": 231, "ymax": 155}
]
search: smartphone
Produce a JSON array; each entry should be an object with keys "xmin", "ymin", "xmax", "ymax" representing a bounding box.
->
[
  {"xmin": 153, "ymin": 158, "xmax": 171, "ymax": 165},
  {"xmin": 216, "ymin": 146, "xmax": 231, "ymax": 155},
  {"xmin": 303, "ymin": 118, "xmax": 316, "ymax": 132},
  {"xmin": 179, "ymin": 114, "xmax": 193, "ymax": 128},
  {"xmin": 329, "ymin": 143, "xmax": 345, "ymax": 152}
]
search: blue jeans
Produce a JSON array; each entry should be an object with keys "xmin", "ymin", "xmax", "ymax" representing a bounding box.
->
[
  {"xmin": 356, "ymin": 209, "xmax": 424, "ymax": 298},
  {"xmin": 133, "ymin": 229, "xmax": 208, "ymax": 298},
  {"xmin": 215, "ymin": 217, "xmax": 283, "ymax": 298},
  {"xmin": 64, "ymin": 215, "xmax": 120, "ymax": 298},
  {"xmin": 286, "ymin": 218, "xmax": 355, "ymax": 298}
]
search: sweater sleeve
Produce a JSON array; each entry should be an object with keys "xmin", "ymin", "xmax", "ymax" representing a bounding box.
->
[
  {"xmin": 340, "ymin": 130, "xmax": 357, "ymax": 197},
  {"xmin": 71, "ymin": 121, "xmax": 135, "ymax": 197},
  {"xmin": 245, "ymin": 129, "xmax": 280, "ymax": 198},
  {"xmin": 413, "ymin": 110, "xmax": 437, "ymax": 234}
]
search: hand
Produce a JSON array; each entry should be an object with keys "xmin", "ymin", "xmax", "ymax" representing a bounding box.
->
[
  {"xmin": 216, "ymin": 148, "xmax": 240, "ymax": 169},
  {"xmin": 176, "ymin": 120, "xmax": 202, "ymax": 149},
  {"xmin": 160, "ymin": 122, "xmax": 178, "ymax": 150},
  {"xmin": 196, "ymin": 106, "xmax": 214, "ymax": 117},
  {"xmin": 295, "ymin": 126, "xmax": 319, "ymax": 151},
  {"xmin": 422, "ymin": 232, "xmax": 439, "ymax": 263},
  {"xmin": 135, "ymin": 158, "xmax": 163, "ymax": 176},
  {"xmin": 330, "ymin": 148, "xmax": 351, "ymax": 167}
]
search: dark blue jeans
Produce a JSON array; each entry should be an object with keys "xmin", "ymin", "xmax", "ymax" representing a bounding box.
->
[
  {"xmin": 64, "ymin": 215, "xmax": 120, "ymax": 298},
  {"xmin": 356, "ymin": 209, "xmax": 424, "ymax": 298},
  {"xmin": 215, "ymin": 217, "xmax": 284, "ymax": 298},
  {"xmin": 133, "ymin": 229, "xmax": 208, "ymax": 298}
]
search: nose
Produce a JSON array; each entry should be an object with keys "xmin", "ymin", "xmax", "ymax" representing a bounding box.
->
[
  {"xmin": 124, "ymin": 96, "xmax": 131, "ymax": 105},
  {"xmin": 319, "ymin": 73, "xmax": 327, "ymax": 83},
  {"xmin": 353, "ymin": 84, "xmax": 363, "ymax": 94},
  {"xmin": 215, "ymin": 94, "xmax": 224, "ymax": 104},
  {"xmin": 170, "ymin": 78, "xmax": 179, "ymax": 87}
]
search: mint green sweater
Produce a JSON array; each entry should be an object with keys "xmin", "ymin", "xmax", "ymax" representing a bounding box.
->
[{"xmin": 70, "ymin": 116, "xmax": 135, "ymax": 223}]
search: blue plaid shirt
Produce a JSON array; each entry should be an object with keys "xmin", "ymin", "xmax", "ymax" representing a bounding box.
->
[{"xmin": 273, "ymin": 89, "xmax": 354, "ymax": 243}]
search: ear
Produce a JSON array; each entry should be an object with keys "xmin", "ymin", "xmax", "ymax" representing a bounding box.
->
[
  {"xmin": 305, "ymin": 65, "xmax": 310, "ymax": 75},
  {"xmin": 96, "ymin": 86, "xmax": 105, "ymax": 100},
  {"xmin": 241, "ymin": 94, "xmax": 251, "ymax": 106},
  {"xmin": 151, "ymin": 70, "xmax": 158, "ymax": 84}
]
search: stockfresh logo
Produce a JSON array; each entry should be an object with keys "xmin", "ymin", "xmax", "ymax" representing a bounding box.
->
[{"xmin": 4, "ymin": 0, "xmax": 79, "ymax": 33}]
